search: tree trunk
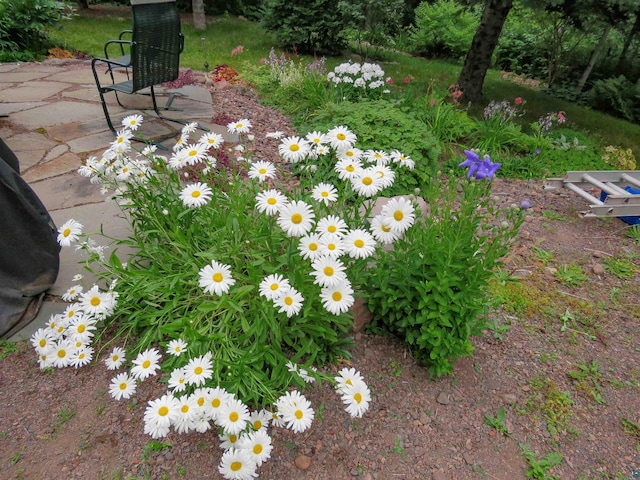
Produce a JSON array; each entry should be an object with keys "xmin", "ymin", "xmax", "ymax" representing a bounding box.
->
[
  {"xmin": 192, "ymin": 0, "xmax": 206, "ymax": 31},
  {"xmin": 457, "ymin": 0, "xmax": 513, "ymax": 104},
  {"xmin": 77, "ymin": 0, "xmax": 89, "ymax": 9},
  {"xmin": 616, "ymin": 11, "xmax": 640, "ymax": 72},
  {"xmin": 576, "ymin": 24, "xmax": 611, "ymax": 92}
]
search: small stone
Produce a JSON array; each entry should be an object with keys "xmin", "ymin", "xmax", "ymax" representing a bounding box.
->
[
  {"xmin": 294, "ymin": 454, "xmax": 312, "ymax": 470},
  {"xmin": 592, "ymin": 263, "xmax": 605, "ymax": 275},
  {"xmin": 463, "ymin": 452, "xmax": 474, "ymax": 464},
  {"xmin": 500, "ymin": 393, "xmax": 518, "ymax": 405},
  {"xmin": 432, "ymin": 470, "xmax": 446, "ymax": 480},
  {"xmin": 512, "ymin": 269, "xmax": 532, "ymax": 278},
  {"xmin": 351, "ymin": 468, "xmax": 361, "ymax": 476},
  {"xmin": 544, "ymin": 266, "xmax": 557, "ymax": 275},
  {"xmin": 436, "ymin": 391, "xmax": 451, "ymax": 405}
]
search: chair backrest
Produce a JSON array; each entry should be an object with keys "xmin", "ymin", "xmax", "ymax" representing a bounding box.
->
[{"xmin": 130, "ymin": 0, "xmax": 183, "ymax": 92}]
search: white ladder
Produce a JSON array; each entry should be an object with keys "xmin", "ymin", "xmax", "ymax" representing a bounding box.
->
[{"xmin": 544, "ymin": 171, "xmax": 640, "ymax": 218}]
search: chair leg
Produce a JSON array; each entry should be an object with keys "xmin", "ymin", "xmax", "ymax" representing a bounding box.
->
[
  {"xmin": 149, "ymin": 85, "xmax": 209, "ymax": 132},
  {"xmin": 91, "ymin": 59, "xmax": 118, "ymax": 136}
]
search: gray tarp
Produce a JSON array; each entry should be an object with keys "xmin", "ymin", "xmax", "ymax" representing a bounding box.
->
[{"xmin": 0, "ymin": 137, "xmax": 60, "ymax": 339}]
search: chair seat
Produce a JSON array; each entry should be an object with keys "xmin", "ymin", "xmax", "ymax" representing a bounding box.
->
[{"xmin": 105, "ymin": 79, "xmax": 135, "ymax": 95}]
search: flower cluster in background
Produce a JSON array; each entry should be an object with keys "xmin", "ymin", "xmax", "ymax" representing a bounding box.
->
[
  {"xmin": 483, "ymin": 98, "xmax": 524, "ymax": 126},
  {"xmin": 327, "ymin": 61, "xmax": 387, "ymax": 101}
]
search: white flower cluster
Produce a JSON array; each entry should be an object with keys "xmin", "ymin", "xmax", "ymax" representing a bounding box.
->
[
  {"xmin": 30, "ymin": 278, "xmax": 117, "ymax": 370},
  {"xmin": 327, "ymin": 61, "xmax": 386, "ymax": 90}
]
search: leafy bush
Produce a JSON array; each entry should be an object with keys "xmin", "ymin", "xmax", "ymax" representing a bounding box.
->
[
  {"xmin": 0, "ymin": 0, "xmax": 71, "ymax": 62},
  {"xmin": 408, "ymin": 0, "xmax": 477, "ymax": 61},
  {"xmin": 586, "ymin": 76, "xmax": 640, "ymax": 122},
  {"xmin": 367, "ymin": 174, "xmax": 523, "ymax": 376},
  {"xmin": 344, "ymin": 0, "xmax": 405, "ymax": 58},
  {"xmin": 261, "ymin": 0, "xmax": 351, "ymax": 54},
  {"xmin": 308, "ymin": 99, "xmax": 441, "ymax": 194}
]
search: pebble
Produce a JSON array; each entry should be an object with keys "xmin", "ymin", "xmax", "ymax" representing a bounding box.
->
[
  {"xmin": 436, "ymin": 391, "xmax": 451, "ymax": 405},
  {"xmin": 294, "ymin": 454, "xmax": 312, "ymax": 470},
  {"xmin": 500, "ymin": 393, "xmax": 518, "ymax": 405},
  {"xmin": 432, "ymin": 470, "xmax": 447, "ymax": 480},
  {"xmin": 592, "ymin": 263, "xmax": 605, "ymax": 275}
]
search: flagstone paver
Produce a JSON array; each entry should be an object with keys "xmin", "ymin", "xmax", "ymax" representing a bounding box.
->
[{"xmin": 0, "ymin": 81, "xmax": 73, "ymax": 103}]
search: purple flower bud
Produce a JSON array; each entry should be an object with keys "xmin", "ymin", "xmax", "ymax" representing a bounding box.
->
[{"xmin": 521, "ymin": 200, "xmax": 531, "ymax": 209}]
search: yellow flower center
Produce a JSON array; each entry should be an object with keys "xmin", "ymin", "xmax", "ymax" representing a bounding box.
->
[
  {"xmin": 321, "ymin": 191, "xmax": 329, "ymax": 197},
  {"xmin": 328, "ymin": 225, "xmax": 337, "ymax": 233},
  {"xmin": 158, "ymin": 406, "xmax": 169, "ymax": 416},
  {"xmin": 229, "ymin": 434, "xmax": 237, "ymax": 443},
  {"xmin": 57, "ymin": 349, "xmax": 66, "ymax": 358},
  {"xmin": 394, "ymin": 210, "xmax": 404, "ymax": 221},
  {"xmin": 324, "ymin": 266, "xmax": 334, "ymax": 276},
  {"xmin": 63, "ymin": 228, "xmax": 71, "ymax": 237},
  {"xmin": 284, "ymin": 297, "xmax": 293, "ymax": 306},
  {"xmin": 346, "ymin": 165, "xmax": 355, "ymax": 172},
  {"xmin": 189, "ymin": 149, "xmax": 197, "ymax": 157},
  {"xmin": 381, "ymin": 224, "xmax": 391, "ymax": 233},
  {"xmin": 77, "ymin": 324, "xmax": 85, "ymax": 333},
  {"xmin": 346, "ymin": 151, "xmax": 353, "ymax": 157},
  {"xmin": 337, "ymin": 133, "xmax": 346, "ymax": 141},
  {"xmin": 39, "ymin": 339, "xmax": 46, "ymax": 348},
  {"xmin": 235, "ymin": 123, "xmax": 243, "ymax": 129},
  {"xmin": 254, "ymin": 420, "xmax": 262, "ymax": 430},
  {"xmin": 291, "ymin": 213, "xmax": 303, "ymax": 224},
  {"xmin": 197, "ymin": 397, "xmax": 205, "ymax": 407},
  {"xmin": 362, "ymin": 177, "xmax": 373, "ymax": 186},
  {"xmin": 346, "ymin": 379, "xmax": 353, "ymax": 386},
  {"xmin": 181, "ymin": 405, "xmax": 189, "ymax": 413},
  {"xmin": 289, "ymin": 144, "xmax": 300, "ymax": 152},
  {"xmin": 328, "ymin": 243, "xmax": 336, "ymax": 251},
  {"xmin": 122, "ymin": 167, "xmax": 129, "ymax": 173},
  {"xmin": 90, "ymin": 297, "xmax": 101, "ymax": 306},
  {"xmin": 112, "ymin": 355, "xmax": 119, "ymax": 362},
  {"xmin": 191, "ymin": 190, "xmax": 201, "ymax": 198},
  {"xmin": 309, "ymin": 243, "xmax": 318, "ymax": 251},
  {"xmin": 142, "ymin": 359, "xmax": 151, "ymax": 369},
  {"xmin": 119, "ymin": 382, "xmax": 127, "ymax": 390},
  {"xmin": 213, "ymin": 273, "xmax": 223, "ymax": 282},
  {"xmin": 270, "ymin": 283, "xmax": 279, "ymax": 291},
  {"xmin": 332, "ymin": 292, "xmax": 342, "ymax": 302},
  {"xmin": 229, "ymin": 412, "xmax": 239, "ymax": 422},
  {"xmin": 230, "ymin": 462, "xmax": 242, "ymax": 472},
  {"xmin": 267, "ymin": 198, "xmax": 277, "ymax": 205},
  {"xmin": 211, "ymin": 398, "xmax": 221, "ymax": 408},
  {"xmin": 354, "ymin": 392, "xmax": 362, "ymax": 404},
  {"xmin": 354, "ymin": 239, "xmax": 365, "ymax": 248},
  {"xmin": 253, "ymin": 444, "xmax": 263, "ymax": 454},
  {"xmin": 194, "ymin": 366, "xmax": 203, "ymax": 375},
  {"xmin": 295, "ymin": 409, "xmax": 303, "ymax": 419},
  {"xmin": 259, "ymin": 168, "xmax": 267, "ymax": 174},
  {"xmin": 67, "ymin": 310, "xmax": 75, "ymax": 318}
]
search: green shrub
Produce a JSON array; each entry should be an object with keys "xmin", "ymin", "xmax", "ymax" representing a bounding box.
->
[
  {"xmin": 408, "ymin": 0, "xmax": 477, "ymax": 61},
  {"xmin": 366, "ymin": 175, "xmax": 523, "ymax": 376},
  {"xmin": 308, "ymin": 99, "xmax": 441, "ymax": 195},
  {"xmin": 587, "ymin": 75, "xmax": 640, "ymax": 122},
  {"xmin": 0, "ymin": 0, "xmax": 71, "ymax": 61},
  {"xmin": 345, "ymin": 0, "xmax": 405, "ymax": 58}
]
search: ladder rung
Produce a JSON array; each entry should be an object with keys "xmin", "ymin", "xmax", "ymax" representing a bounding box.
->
[{"xmin": 565, "ymin": 182, "xmax": 604, "ymax": 205}]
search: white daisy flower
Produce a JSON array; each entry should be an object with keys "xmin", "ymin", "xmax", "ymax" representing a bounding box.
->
[
  {"xmin": 318, "ymin": 233, "xmax": 344, "ymax": 258},
  {"xmin": 265, "ymin": 131, "xmax": 285, "ymax": 139},
  {"xmin": 78, "ymin": 285, "xmax": 111, "ymax": 318},
  {"xmin": 320, "ymin": 281, "xmax": 355, "ymax": 315},
  {"xmin": 341, "ymin": 379, "xmax": 371, "ymax": 418},
  {"xmin": 69, "ymin": 345, "xmax": 94, "ymax": 368},
  {"xmin": 239, "ymin": 430, "xmax": 273, "ymax": 467},
  {"xmin": 166, "ymin": 338, "xmax": 188, "ymax": 356},
  {"xmin": 181, "ymin": 142, "xmax": 209, "ymax": 165},
  {"xmin": 130, "ymin": 348, "xmax": 161, "ymax": 381},
  {"xmin": 281, "ymin": 392, "xmax": 314, "ymax": 433},
  {"xmin": 104, "ymin": 346, "xmax": 126, "ymax": 370},
  {"xmin": 278, "ymin": 136, "xmax": 311, "ymax": 163},
  {"xmin": 66, "ymin": 314, "xmax": 97, "ymax": 344},
  {"xmin": 192, "ymin": 407, "xmax": 211, "ymax": 433},
  {"xmin": 310, "ymin": 256, "xmax": 347, "ymax": 287},
  {"xmin": 364, "ymin": 149, "xmax": 390, "ymax": 164},
  {"xmin": 191, "ymin": 387, "xmax": 210, "ymax": 412},
  {"xmin": 311, "ymin": 183, "xmax": 338, "ymax": 205},
  {"xmin": 168, "ymin": 367, "xmax": 188, "ymax": 392},
  {"xmin": 199, "ymin": 260, "xmax": 236, "ymax": 296},
  {"xmin": 218, "ymin": 398, "xmax": 250, "ymax": 435},
  {"xmin": 334, "ymin": 157, "xmax": 363, "ymax": 181},
  {"xmin": 258, "ymin": 274, "xmax": 291, "ymax": 301},
  {"xmin": 326, "ymin": 125, "xmax": 357, "ymax": 150},
  {"xmin": 305, "ymin": 131, "xmax": 327, "ymax": 146},
  {"xmin": 380, "ymin": 197, "xmax": 415, "ymax": 233},
  {"xmin": 144, "ymin": 394, "xmax": 180, "ymax": 438},
  {"xmin": 37, "ymin": 351, "xmax": 53, "ymax": 370},
  {"xmin": 62, "ymin": 285, "xmax": 83, "ymax": 302},
  {"xmin": 298, "ymin": 367, "xmax": 317, "ymax": 384},
  {"xmin": 298, "ymin": 233, "xmax": 323, "ymax": 261},
  {"xmin": 390, "ymin": 149, "xmax": 415, "ymax": 169},
  {"xmin": 370, "ymin": 215, "xmax": 401, "ymax": 245},
  {"xmin": 72, "ymin": 274, "xmax": 84, "ymax": 282},
  {"xmin": 51, "ymin": 339, "xmax": 76, "ymax": 368},
  {"xmin": 206, "ymin": 386, "xmax": 232, "ymax": 422},
  {"xmin": 180, "ymin": 182, "xmax": 213, "ymax": 208},
  {"xmin": 121, "ymin": 114, "xmax": 143, "ymax": 130},
  {"xmin": 60, "ymin": 303, "xmax": 83, "ymax": 322},
  {"xmin": 57, "ymin": 219, "xmax": 83, "ymax": 247},
  {"xmin": 277, "ymin": 200, "xmax": 315, "ymax": 237},
  {"xmin": 184, "ymin": 354, "xmax": 213, "ymax": 386},
  {"xmin": 198, "ymin": 131, "xmax": 225, "ymax": 149},
  {"xmin": 255, "ymin": 189, "xmax": 288, "ymax": 216},
  {"xmin": 227, "ymin": 118, "xmax": 252, "ymax": 134},
  {"xmin": 30, "ymin": 328, "xmax": 54, "ymax": 354},
  {"xmin": 109, "ymin": 372, "xmax": 137, "ymax": 400},
  {"xmin": 336, "ymin": 146, "xmax": 363, "ymax": 162},
  {"xmin": 219, "ymin": 431, "xmax": 242, "ymax": 451},
  {"xmin": 274, "ymin": 287, "xmax": 304, "ymax": 318},
  {"xmin": 173, "ymin": 395, "xmax": 198, "ymax": 434},
  {"xmin": 334, "ymin": 367, "xmax": 364, "ymax": 392},
  {"xmin": 248, "ymin": 409, "xmax": 271, "ymax": 432},
  {"xmin": 248, "ymin": 161, "xmax": 276, "ymax": 181},
  {"xmin": 181, "ymin": 122, "xmax": 199, "ymax": 135},
  {"xmin": 343, "ymin": 228, "xmax": 377, "ymax": 259},
  {"xmin": 315, "ymin": 215, "xmax": 349, "ymax": 237},
  {"xmin": 351, "ymin": 167, "xmax": 384, "ymax": 197},
  {"xmin": 218, "ymin": 448, "xmax": 257, "ymax": 480}
]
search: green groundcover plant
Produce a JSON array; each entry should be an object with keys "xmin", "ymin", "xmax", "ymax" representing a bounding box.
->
[{"xmin": 28, "ymin": 114, "xmax": 429, "ymax": 478}]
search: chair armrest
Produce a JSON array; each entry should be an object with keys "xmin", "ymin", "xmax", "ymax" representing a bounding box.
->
[
  {"xmin": 179, "ymin": 32, "xmax": 185, "ymax": 54},
  {"xmin": 104, "ymin": 39, "xmax": 133, "ymax": 63},
  {"xmin": 117, "ymin": 29, "xmax": 133, "ymax": 56}
]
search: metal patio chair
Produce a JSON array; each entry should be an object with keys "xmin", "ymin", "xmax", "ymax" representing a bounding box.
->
[{"xmin": 91, "ymin": 0, "xmax": 186, "ymax": 136}]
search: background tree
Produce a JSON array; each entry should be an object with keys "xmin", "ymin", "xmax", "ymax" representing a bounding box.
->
[{"xmin": 192, "ymin": 0, "xmax": 206, "ymax": 30}]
